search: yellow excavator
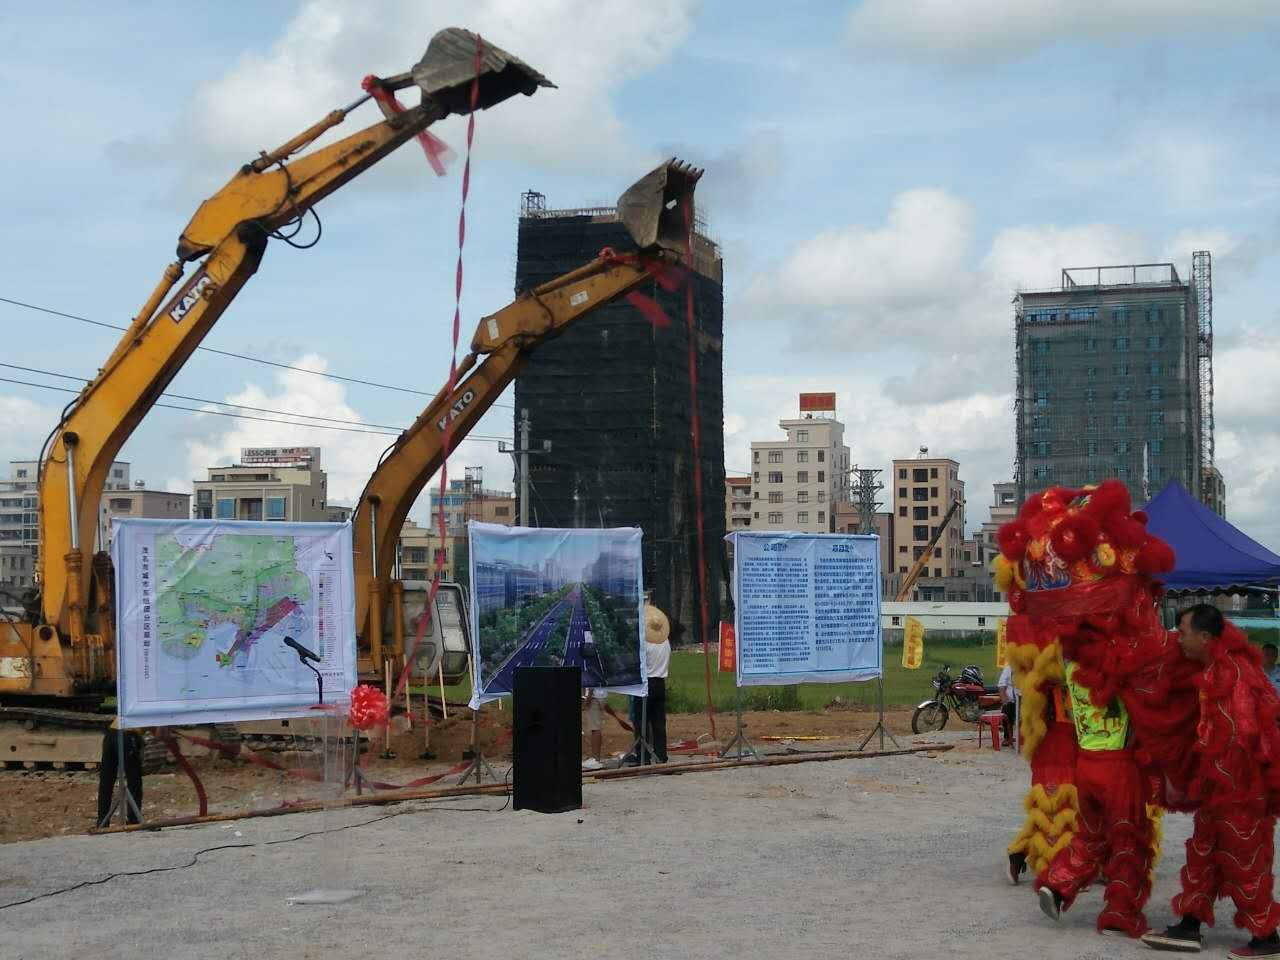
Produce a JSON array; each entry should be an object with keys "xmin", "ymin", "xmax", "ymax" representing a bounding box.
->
[
  {"xmin": 0, "ymin": 28, "xmax": 551, "ymax": 764},
  {"xmin": 350, "ymin": 159, "xmax": 702, "ymax": 682}
]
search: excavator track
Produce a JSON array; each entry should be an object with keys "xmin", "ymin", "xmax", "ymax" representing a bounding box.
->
[{"xmin": 0, "ymin": 705, "xmax": 113, "ymax": 770}]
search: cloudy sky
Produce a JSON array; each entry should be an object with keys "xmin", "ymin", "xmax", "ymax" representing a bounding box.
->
[{"xmin": 3, "ymin": 1, "xmax": 1279, "ymax": 547}]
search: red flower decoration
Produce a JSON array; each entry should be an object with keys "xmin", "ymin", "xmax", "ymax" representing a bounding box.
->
[{"xmin": 349, "ymin": 684, "xmax": 390, "ymax": 731}]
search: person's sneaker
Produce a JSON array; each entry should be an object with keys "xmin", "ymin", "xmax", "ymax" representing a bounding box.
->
[
  {"xmin": 581, "ymin": 758, "xmax": 603, "ymax": 771},
  {"xmin": 1038, "ymin": 886, "xmax": 1062, "ymax": 922},
  {"xmin": 1228, "ymin": 932, "xmax": 1280, "ymax": 959},
  {"xmin": 1007, "ymin": 852, "xmax": 1027, "ymax": 886},
  {"xmin": 1142, "ymin": 921, "xmax": 1204, "ymax": 953}
]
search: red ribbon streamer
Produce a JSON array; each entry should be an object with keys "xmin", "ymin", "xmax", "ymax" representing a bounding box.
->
[
  {"xmin": 681, "ymin": 199, "xmax": 717, "ymax": 741},
  {"xmin": 396, "ymin": 34, "xmax": 485, "ymax": 703},
  {"xmin": 360, "ymin": 75, "xmax": 453, "ymax": 176}
]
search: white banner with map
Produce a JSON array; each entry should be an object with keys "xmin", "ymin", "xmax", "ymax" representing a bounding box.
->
[{"xmin": 112, "ymin": 519, "xmax": 358, "ymax": 728}]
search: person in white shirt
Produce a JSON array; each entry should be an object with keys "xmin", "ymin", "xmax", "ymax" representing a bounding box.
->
[
  {"xmin": 581, "ymin": 688, "xmax": 608, "ymax": 771},
  {"xmin": 625, "ymin": 602, "xmax": 672, "ymax": 765},
  {"xmin": 997, "ymin": 662, "xmax": 1019, "ymax": 748}
]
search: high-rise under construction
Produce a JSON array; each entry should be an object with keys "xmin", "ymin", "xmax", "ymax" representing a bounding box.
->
[
  {"xmin": 512, "ymin": 189, "xmax": 726, "ymax": 644},
  {"xmin": 1013, "ymin": 255, "xmax": 1216, "ymax": 510}
]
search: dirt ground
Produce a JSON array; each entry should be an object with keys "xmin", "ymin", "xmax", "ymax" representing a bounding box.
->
[{"xmin": 0, "ymin": 706, "xmax": 931, "ymax": 844}]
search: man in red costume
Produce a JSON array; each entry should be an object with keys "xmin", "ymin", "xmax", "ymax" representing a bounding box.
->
[
  {"xmin": 1036, "ymin": 653, "xmax": 1155, "ymax": 937},
  {"xmin": 1143, "ymin": 604, "xmax": 1280, "ymax": 958}
]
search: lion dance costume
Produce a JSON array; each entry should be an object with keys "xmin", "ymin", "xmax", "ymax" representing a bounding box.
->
[
  {"xmin": 996, "ymin": 479, "xmax": 1186, "ymax": 937},
  {"xmin": 1167, "ymin": 620, "xmax": 1280, "ymax": 943}
]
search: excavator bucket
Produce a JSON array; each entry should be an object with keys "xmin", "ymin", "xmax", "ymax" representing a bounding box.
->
[
  {"xmin": 412, "ymin": 27, "xmax": 555, "ymax": 115},
  {"xmin": 616, "ymin": 159, "xmax": 704, "ymax": 255}
]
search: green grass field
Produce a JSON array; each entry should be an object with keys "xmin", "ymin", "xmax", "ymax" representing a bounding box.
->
[
  {"xmin": 661, "ymin": 640, "xmax": 1000, "ymax": 713},
  {"xmin": 432, "ymin": 638, "xmax": 1000, "ymax": 714},
  {"xmin": 435, "ymin": 628, "xmax": 1279, "ymax": 716}
]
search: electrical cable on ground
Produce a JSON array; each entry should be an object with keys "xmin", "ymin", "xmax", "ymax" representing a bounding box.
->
[{"xmin": 0, "ymin": 295, "xmax": 516, "ymax": 411}]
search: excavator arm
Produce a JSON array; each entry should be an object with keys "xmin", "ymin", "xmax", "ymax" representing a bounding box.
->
[
  {"xmin": 894, "ymin": 497, "xmax": 962, "ymax": 602},
  {"xmin": 23, "ymin": 29, "xmax": 550, "ymax": 694},
  {"xmin": 350, "ymin": 160, "xmax": 703, "ymax": 668}
]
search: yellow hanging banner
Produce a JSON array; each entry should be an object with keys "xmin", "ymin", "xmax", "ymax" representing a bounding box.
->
[
  {"xmin": 995, "ymin": 617, "xmax": 1009, "ymax": 668},
  {"xmin": 902, "ymin": 616, "xmax": 925, "ymax": 670}
]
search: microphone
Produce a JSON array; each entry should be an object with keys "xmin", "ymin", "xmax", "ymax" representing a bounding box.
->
[{"xmin": 282, "ymin": 636, "xmax": 320, "ymax": 663}]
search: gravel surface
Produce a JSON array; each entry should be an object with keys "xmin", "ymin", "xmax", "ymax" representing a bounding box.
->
[{"xmin": 0, "ymin": 742, "xmax": 1219, "ymax": 960}]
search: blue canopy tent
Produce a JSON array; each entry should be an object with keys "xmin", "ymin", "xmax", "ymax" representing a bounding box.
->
[{"xmin": 1142, "ymin": 479, "xmax": 1280, "ymax": 593}]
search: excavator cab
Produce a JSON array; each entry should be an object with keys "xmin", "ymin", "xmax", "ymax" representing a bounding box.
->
[{"xmin": 616, "ymin": 159, "xmax": 703, "ymax": 253}]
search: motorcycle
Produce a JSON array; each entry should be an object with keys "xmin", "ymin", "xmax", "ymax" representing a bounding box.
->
[{"xmin": 911, "ymin": 664, "xmax": 1002, "ymax": 733}]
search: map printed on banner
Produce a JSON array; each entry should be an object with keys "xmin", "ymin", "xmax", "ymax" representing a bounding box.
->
[
  {"xmin": 112, "ymin": 519, "xmax": 357, "ymax": 727},
  {"xmin": 729, "ymin": 532, "xmax": 882, "ymax": 687}
]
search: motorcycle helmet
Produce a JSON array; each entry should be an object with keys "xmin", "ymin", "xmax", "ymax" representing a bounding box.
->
[{"xmin": 959, "ymin": 665, "xmax": 984, "ymax": 686}]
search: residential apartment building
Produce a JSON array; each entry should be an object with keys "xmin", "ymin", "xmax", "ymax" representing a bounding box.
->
[
  {"xmin": 1015, "ymin": 257, "xmax": 1214, "ymax": 509},
  {"xmin": 890, "ymin": 453, "xmax": 966, "ymax": 578},
  {"xmin": 750, "ymin": 398, "xmax": 851, "ymax": 533},
  {"xmin": 1, "ymin": 459, "xmax": 131, "ymax": 591},
  {"xmin": 192, "ymin": 446, "xmax": 329, "ymax": 522},
  {"xmin": 725, "ymin": 476, "xmax": 752, "ymax": 530},
  {"xmin": 399, "ymin": 519, "xmax": 460, "ymax": 583},
  {"xmin": 973, "ymin": 482, "xmax": 1018, "ymax": 571},
  {"xmin": 1202, "ymin": 466, "xmax": 1226, "ymax": 518},
  {"xmin": 100, "ymin": 486, "xmax": 191, "ymax": 552},
  {"xmin": 429, "ymin": 475, "xmax": 516, "ymax": 534}
]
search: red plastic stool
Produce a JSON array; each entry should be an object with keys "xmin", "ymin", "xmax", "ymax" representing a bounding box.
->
[{"xmin": 977, "ymin": 711, "xmax": 1003, "ymax": 751}]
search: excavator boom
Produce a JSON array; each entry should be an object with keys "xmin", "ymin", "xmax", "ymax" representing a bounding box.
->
[
  {"xmin": 8, "ymin": 28, "xmax": 549, "ymax": 701},
  {"xmin": 350, "ymin": 160, "xmax": 703, "ymax": 669}
]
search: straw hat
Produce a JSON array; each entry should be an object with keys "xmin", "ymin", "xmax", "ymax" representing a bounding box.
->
[{"xmin": 643, "ymin": 603, "xmax": 670, "ymax": 645}]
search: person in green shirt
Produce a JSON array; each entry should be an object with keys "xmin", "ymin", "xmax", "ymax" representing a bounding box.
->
[{"xmin": 1035, "ymin": 658, "xmax": 1157, "ymax": 938}]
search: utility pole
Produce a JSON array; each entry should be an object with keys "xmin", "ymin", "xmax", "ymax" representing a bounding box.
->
[
  {"xmin": 850, "ymin": 466, "xmax": 884, "ymax": 536},
  {"xmin": 499, "ymin": 408, "xmax": 551, "ymax": 527}
]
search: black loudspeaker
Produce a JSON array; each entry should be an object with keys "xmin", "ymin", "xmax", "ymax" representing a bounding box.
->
[{"xmin": 512, "ymin": 665, "xmax": 582, "ymax": 813}]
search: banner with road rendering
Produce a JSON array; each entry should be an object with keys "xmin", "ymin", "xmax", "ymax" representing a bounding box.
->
[
  {"xmin": 467, "ymin": 522, "xmax": 646, "ymax": 708},
  {"xmin": 112, "ymin": 518, "xmax": 358, "ymax": 727}
]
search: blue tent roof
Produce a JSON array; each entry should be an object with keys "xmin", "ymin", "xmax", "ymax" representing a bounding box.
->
[{"xmin": 1143, "ymin": 479, "xmax": 1280, "ymax": 592}]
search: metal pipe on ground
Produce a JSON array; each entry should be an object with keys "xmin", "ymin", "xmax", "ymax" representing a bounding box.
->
[{"xmin": 93, "ymin": 743, "xmax": 952, "ymax": 835}]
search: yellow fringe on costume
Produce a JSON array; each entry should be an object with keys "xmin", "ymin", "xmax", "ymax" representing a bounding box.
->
[
  {"xmin": 1146, "ymin": 803, "xmax": 1163, "ymax": 878},
  {"xmin": 1007, "ymin": 782, "xmax": 1078, "ymax": 872},
  {"xmin": 1005, "ymin": 639, "xmax": 1077, "ymax": 871},
  {"xmin": 1007, "ymin": 640, "xmax": 1065, "ymax": 759}
]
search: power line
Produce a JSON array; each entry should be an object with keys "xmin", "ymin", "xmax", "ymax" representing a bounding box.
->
[
  {"xmin": 0, "ymin": 376, "xmax": 513, "ymax": 444},
  {"xmin": 0, "ymin": 295, "xmax": 517, "ymax": 410},
  {"xmin": 0, "ymin": 362, "xmax": 406, "ymax": 431}
]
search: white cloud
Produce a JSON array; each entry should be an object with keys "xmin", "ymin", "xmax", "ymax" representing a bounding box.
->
[
  {"xmin": 182, "ymin": 354, "xmax": 516, "ymax": 522},
  {"xmin": 845, "ymin": 0, "xmax": 1280, "ymax": 65},
  {"xmin": 0, "ymin": 396, "xmax": 60, "ymax": 465},
  {"xmin": 741, "ymin": 187, "xmax": 974, "ymax": 347},
  {"xmin": 739, "ymin": 188, "xmax": 1144, "ymax": 354},
  {"xmin": 147, "ymin": 0, "xmax": 695, "ymax": 186},
  {"xmin": 1189, "ymin": 323, "xmax": 1280, "ymax": 551}
]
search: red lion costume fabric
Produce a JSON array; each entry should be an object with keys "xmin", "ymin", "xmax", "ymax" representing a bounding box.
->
[
  {"xmin": 1170, "ymin": 622, "xmax": 1280, "ymax": 939},
  {"xmin": 997, "ymin": 479, "xmax": 1182, "ymax": 936}
]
